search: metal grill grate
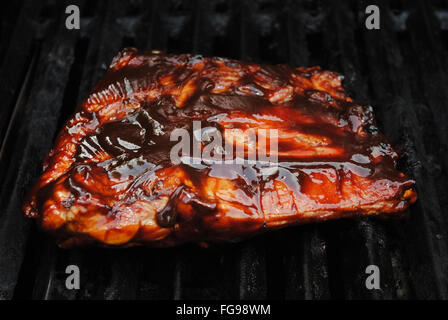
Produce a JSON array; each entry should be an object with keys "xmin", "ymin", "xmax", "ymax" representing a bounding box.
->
[{"xmin": 1, "ymin": 0, "xmax": 448, "ymax": 300}]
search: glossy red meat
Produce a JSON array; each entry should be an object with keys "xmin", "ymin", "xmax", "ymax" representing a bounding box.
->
[{"xmin": 23, "ymin": 48, "xmax": 417, "ymax": 247}]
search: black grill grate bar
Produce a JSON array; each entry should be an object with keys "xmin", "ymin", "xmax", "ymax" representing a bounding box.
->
[
  {"xmin": 32, "ymin": 240, "xmax": 58, "ymax": 300},
  {"xmin": 24, "ymin": 0, "xmax": 90, "ymax": 301},
  {"xmin": 0, "ymin": 0, "xmax": 83, "ymax": 299},
  {"xmin": 408, "ymin": 0, "xmax": 448, "ymax": 170},
  {"xmin": 359, "ymin": 0, "xmax": 424, "ymax": 299},
  {"xmin": 360, "ymin": 0, "xmax": 448, "ymax": 298},
  {"xmin": 0, "ymin": 44, "xmax": 39, "ymax": 182},
  {"xmin": 0, "ymin": 1, "xmax": 42, "ymax": 166},
  {"xmin": 146, "ymin": 0, "xmax": 169, "ymax": 51},
  {"xmin": 0, "ymin": 46, "xmax": 38, "ymax": 300},
  {"xmin": 401, "ymin": 0, "xmax": 448, "ymax": 298},
  {"xmin": 0, "ymin": 1, "xmax": 24, "ymax": 66}
]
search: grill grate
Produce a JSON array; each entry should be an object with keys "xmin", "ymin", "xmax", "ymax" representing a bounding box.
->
[{"xmin": 1, "ymin": 0, "xmax": 448, "ymax": 300}]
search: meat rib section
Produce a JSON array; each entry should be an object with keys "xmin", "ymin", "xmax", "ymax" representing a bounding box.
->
[{"xmin": 23, "ymin": 48, "xmax": 417, "ymax": 248}]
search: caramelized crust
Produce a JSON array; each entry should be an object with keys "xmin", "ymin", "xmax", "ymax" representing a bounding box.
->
[{"xmin": 23, "ymin": 48, "xmax": 417, "ymax": 248}]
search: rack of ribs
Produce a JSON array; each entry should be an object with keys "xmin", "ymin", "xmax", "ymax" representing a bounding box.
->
[{"xmin": 22, "ymin": 48, "xmax": 417, "ymax": 248}]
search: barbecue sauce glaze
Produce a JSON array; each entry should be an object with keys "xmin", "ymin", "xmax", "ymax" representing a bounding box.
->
[{"xmin": 23, "ymin": 48, "xmax": 417, "ymax": 247}]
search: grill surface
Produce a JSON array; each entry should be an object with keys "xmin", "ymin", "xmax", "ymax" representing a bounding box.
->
[{"xmin": 1, "ymin": 0, "xmax": 448, "ymax": 300}]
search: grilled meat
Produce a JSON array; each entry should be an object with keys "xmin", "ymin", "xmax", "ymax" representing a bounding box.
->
[{"xmin": 23, "ymin": 48, "xmax": 417, "ymax": 248}]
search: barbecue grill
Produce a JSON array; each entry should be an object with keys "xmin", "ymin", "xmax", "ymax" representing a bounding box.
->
[{"xmin": 1, "ymin": 0, "xmax": 447, "ymax": 300}]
